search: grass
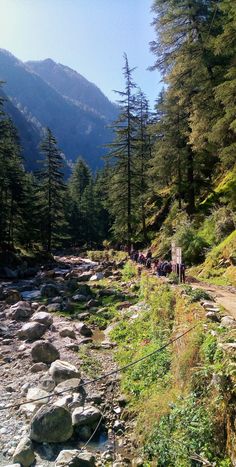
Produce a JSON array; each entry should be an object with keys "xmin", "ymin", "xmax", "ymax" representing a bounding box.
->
[
  {"xmin": 109, "ymin": 271, "xmax": 232, "ymax": 465},
  {"xmin": 87, "ymin": 249, "xmax": 127, "ymax": 262},
  {"xmin": 79, "ymin": 347, "xmax": 102, "ymax": 378},
  {"xmin": 189, "ymin": 230, "xmax": 236, "ymax": 287}
]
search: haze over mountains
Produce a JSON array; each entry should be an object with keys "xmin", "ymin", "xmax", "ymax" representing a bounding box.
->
[{"xmin": 0, "ymin": 49, "xmax": 118, "ymax": 172}]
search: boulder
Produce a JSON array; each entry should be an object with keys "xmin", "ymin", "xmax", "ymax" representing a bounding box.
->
[
  {"xmin": 31, "ymin": 362, "xmax": 48, "ymax": 373},
  {"xmin": 27, "ymin": 387, "xmax": 50, "ymax": 406},
  {"xmin": 74, "ymin": 284, "xmax": 92, "ymax": 296},
  {"xmin": 59, "ymin": 327, "xmax": 76, "ymax": 339},
  {"xmin": 30, "ymin": 405, "xmax": 73, "ymax": 442},
  {"xmin": 206, "ymin": 312, "xmax": 220, "ymax": 322},
  {"xmin": 77, "ymin": 272, "xmax": 93, "ymax": 282},
  {"xmin": 75, "ymin": 323, "xmax": 93, "ymax": 337},
  {"xmin": 72, "ymin": 405, "xmax": 101, "ymax": 427},
  {"xmin": 36, "ymin": 304, "xmax": 48, "ymax": 312},
  {"xmin": 5, "ymin": 289, "xmax": 21, "ymax": 304},
  {"xmin": 90, "ymin": 272, "xmax": 104, "ymax": 281},
  {"xmin": 221, "ymin": 316, "xmax": 236, "ymax": 328},
  {"xmin": 17, "ymin": 322, "xmax": 46, "ymax": 341},
  {"xmin": 66, "ymin": 278, "xmax": 79, "ymax": 291},
  {"xmin": 49, "ymin": 360, "xmax": 81, "ymax": 384},
  {"xmin": 31, "ymin": 311, "xmax": 53, "ymax": 327},
  {"xmin": 39, "ymin": 375, "xmax": 55, "ymax": 392},
  {"xmin": 54, "ymin": 378, "xmax": 82, "ymax": 395},
  {"xmin": 12, "ymin": 436, "xmax": 35, "ymax": 467},
  {"xmin": 72, "ymin": 294, "xmax": 87, "ymax": 303},
  {"xmin": 47, "ymin": 303, "xmax": 61, "ymax": 312},
  {"xmin": 55, "ymin": 449, "xmax": 95, "ymax": 467},
  {"xmin": 8, "ymin": 301, "xmax": 32, "ymax": 321},
  {"xmin": 31, "ymin": 340, "xmax": 60, "ymax": 364},
  {"xmin": 41, "ymin": 283, "xmax": 60, "ymax": 298}
]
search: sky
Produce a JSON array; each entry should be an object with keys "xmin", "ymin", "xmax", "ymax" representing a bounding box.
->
[{"xmin": 0, "ymin": 0, "xmax": 162, "ymax": 109}]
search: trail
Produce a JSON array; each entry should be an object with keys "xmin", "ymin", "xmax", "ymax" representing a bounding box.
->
[{"xmin": 189, "ymin": 279, "xmax": 236, "ymax": 319}]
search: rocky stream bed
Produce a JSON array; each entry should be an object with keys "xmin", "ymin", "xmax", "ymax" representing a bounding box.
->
[{"xmin": 0, "ymin": 255, "xmax": 142, "ymax": 467}]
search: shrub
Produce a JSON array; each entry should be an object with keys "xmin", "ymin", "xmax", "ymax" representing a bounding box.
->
[{"xmin": 173, "ymin": 223, "xmax": 209, "ymax": 265}]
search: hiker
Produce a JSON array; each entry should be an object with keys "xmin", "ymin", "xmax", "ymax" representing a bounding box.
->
[{"xmin": 146, "ymin": 250, "xmax": 152, "ymax": 260}]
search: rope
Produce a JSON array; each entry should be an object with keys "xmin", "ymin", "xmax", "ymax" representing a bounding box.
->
[{"xmin": 0, "ymin": 323, "xmax": 200, "ymax": 412}]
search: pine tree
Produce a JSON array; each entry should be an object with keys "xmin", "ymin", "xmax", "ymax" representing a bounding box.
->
[
  {"xmin": 37, "ymin": 128, "xmax": 66, "ymax": 252},
  {"xmin": 106, "ymin": 54, "xmax": 137, "ymax": 251},
  {"xmin": 210, "ymin": 0, "xmax": 236, "ymax": 168},
  {"xmin": 67, "ymin": 157, "xmax": 92, "ymax": 246},
  {"xmin": 150, "ymin": 0, "xmax": 222, "ymax": 214},
  {"xmin": 134, "ymin": 90, "xmax": 152, "ymax": 242}
]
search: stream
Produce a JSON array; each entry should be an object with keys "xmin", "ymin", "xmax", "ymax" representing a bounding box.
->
[{"xmin": 0, "ymin": 255, "xmax": 137, "ymax": 466}]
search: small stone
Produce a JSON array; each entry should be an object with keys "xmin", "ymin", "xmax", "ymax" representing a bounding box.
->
[
  {"xmin": 31, "ymin": 362, "xmax": 48, "ymax": 373},
  {"xmin": 59, "ymin": 327, "xmax": 76, "ymax": 339}
]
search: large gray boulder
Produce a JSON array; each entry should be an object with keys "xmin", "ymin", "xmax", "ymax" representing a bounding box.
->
[
  {"xmin": 31, "ymin": 311, "xmax": 53, "ymax": 327},
  {"xmin": 8, "ymin": 301, "xmax": 32, "ymax": 321},
  {"xmin": 49, "ymin": 360, "xmax": 81, "ymax": 384},
  {"xmin": 30, "ymin": 405, "xmax": 73, "ymax": 442},
  {"xmin": 17, "ymin": 322, "xmax": 46, "ymax": 341},
  {"xmin": 12, "ymin": 436, "xmax": 35, "ymax": 467},
  {"xmin": 55, "ymin": 449, "xmax": 95, "ymax": 467},
  {"xmin": 41, "ymin": 283, "xmax": 60, "ymax": 298},
  {"xmin": 31, "ymin": 340, "xmax": 60, "ymax": 363},
  {"xmin": 72, "ymin": 405, "xmax": 101, "ymax": 427}
]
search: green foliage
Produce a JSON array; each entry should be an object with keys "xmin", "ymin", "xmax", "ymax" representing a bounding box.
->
[
  {"xmin": 121, "ymin": 260, "xmax": 138, "ymax": 281},
  {"xmin": 144, "ymin": 394, "xmax": 217, "ymax": 466},
  {"xmin": 173, "ymin": 223, "xmax": 209, "ymax": 265},
  {"xmin": 194, "ymin": 230, "xmax": 236, "ymax": 286},
  {"xmin": 181, "ymin": 285, "xmax": 213, "ymax": 303},
  {"xmin": 201, "ymin": 333, "xmax": 218, "ymax": 365}
]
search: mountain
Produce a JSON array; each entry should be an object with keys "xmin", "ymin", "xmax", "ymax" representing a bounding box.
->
[
  {"xmin": 26, "ymin": 58, "xmax": 118, "ymax": 121},
  {"xmin": 0, "ymin": 87, "xmax": 42, "ymax": 171},
  {"xmin": 0, "ymin": 49, "xmax": 118, "ymax": 172}
]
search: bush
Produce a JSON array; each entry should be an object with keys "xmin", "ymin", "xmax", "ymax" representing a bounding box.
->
[{"xmin": 173, "ymin": 223, "xmax": 209, "ymax": 265}]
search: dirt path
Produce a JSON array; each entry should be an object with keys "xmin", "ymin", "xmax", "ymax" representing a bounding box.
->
[{"xmin": 189, "ymin": 280, "xmax": 236, "ymax": 319}]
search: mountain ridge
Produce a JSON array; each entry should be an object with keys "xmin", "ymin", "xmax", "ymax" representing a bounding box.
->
[{"xmin": 0, "ymin": 49, "xmax": 117, "ymax": 172}]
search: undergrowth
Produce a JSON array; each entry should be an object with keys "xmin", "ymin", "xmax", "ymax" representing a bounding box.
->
[{"xmin": 110, "ymin": 272, "xmax": 231, "ymax": 465}]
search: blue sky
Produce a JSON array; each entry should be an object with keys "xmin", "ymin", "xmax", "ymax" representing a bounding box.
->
[{"xmin": 0, "ymin": 0, "xmax": 162, "ymax": 108}]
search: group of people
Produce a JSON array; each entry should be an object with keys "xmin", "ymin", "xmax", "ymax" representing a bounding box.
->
[
  {"xmin": 130, "ymin": 249, "xmax": 186, "ymax": 282},
  {"xmin": 130, "ymin": 249, "xmax": 153, "ymax": 269}
]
